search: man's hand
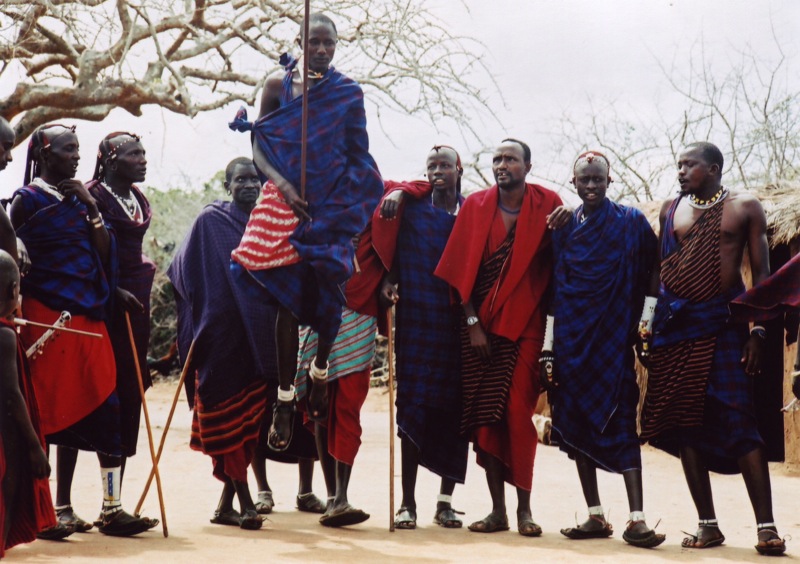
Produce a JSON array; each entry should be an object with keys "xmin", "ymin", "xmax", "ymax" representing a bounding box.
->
[
  {"xmin": 58, "ymin": 179, "xmax": 96, "ymax": 208},
  {"xmin": 276, "ymin": 180, "xmax": 312, "ymax": 222},
  {"xmin": 741, "ymin": 335, "xmax": 764, "ymax": 376},
  {"xmin": 637, "ymin": 324, "xmax": 652, "ymax": 367},
  {"xmin": 546, "ymin": 205, "xmax": 573, "ymax": 230},
  {"xmin": 116, "ymin": 287, "xmax": 145, "ymax": 314},
  {"xmin": 379, "ymin": 280, "xmax": 399, "ymax": 309},
  {"xmin": 539, "ymin": 351, "xmax": 557, "ymax": 393},
  {"xmin": 29, "ymin": 444, "xmax": 50, "ymax": 479},
  {"xmin": 16, "ymin": 237, "xmax": 30, "ymax": 277},
  {"xmin": 380, "ymin": 190, "xmax": 405, "ymax": 220},
  {"xmin": 468, "ymin": 323, "xmax": 491, "ymax": 361}
]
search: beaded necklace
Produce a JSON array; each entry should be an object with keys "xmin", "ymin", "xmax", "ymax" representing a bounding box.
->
[
  {"xmin": 103, "ymin": 183, "xmax": 142, "ymax": 222},
  {"xmin": 498, "ymin": 200, "xmax": 521, "ymax": 215},
  {"xmin": 29, "ymin": 177, "xmax": 64, "ymax": 201},
  {"xmin": 687, "ymin": 187, "xmax": 728, "ymax": 210}
]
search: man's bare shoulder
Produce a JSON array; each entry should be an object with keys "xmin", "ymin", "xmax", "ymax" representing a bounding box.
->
[
  {"xmin": 726, "ymin": 189, "xmax": 765, "ymax": 215},
  {"xmin": 0, "ymin": 324, "xmax": 17, "ymax": 359},
  {"xmin": 264, "ymin": 71, "xmax": 284, "ymax": 93},
  {"xmin": 658, "ymin": 197, "xmax": 675, "ymax": 219}
]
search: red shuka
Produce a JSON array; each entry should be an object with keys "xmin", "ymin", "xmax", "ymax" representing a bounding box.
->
[
  {"xmin": 0, "ymin": 319, "xmax": 57, "ymax": 556},
  {"xmin": 20, "ymin": 298, "xmax": 116, "ymax": 436},
  {"xmin": 435, "ymin": 183, "xmax": 561, "ymax": 341},
  {"xmin": 434, "ymin": 183, "xmax": 561, "ymax": 490},
  {"xmin": 345, "ymin": 180, "xmax": 432, "ymax": 324}
]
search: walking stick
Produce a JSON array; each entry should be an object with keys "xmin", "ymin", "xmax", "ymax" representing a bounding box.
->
[
  {"xmin": 125, "ymin": 312, "xmax": 168, "ymax": 537},
  {"xmin": 135, "ymin": 338, "xmax": 196, "ymax": 517},
  {"xmin": 387, "ymin": 307, "xmax": 396, "ymax": 532},
  {"xmin": 300, "ymin": 0, "xmax": 310, "ymax": 201}
]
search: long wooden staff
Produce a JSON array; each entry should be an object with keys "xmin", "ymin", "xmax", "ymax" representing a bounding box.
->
[
  {"xmin": 125, "ymin": 312, "xmax": 168, "ymax": 537},
  {"xmin": 300, "ymin": 0, "xmax": 310, "ymax": 201},
  {"xmin": 135, "ymin": 338, "xmax": 196, "ymax": 517},
  {"xmin": 387, "ymin": 307, "xmax": 396, "ymax": 532}
]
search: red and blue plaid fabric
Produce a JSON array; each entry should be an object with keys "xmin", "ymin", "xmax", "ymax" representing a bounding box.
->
[
  {"xmin": 550, "ymin": 199, "xmax": 656, "ymax": 473},
  {"xmin": 394, "ymin": 196, "xmax": 468, "ymax": 482},
  {"xmin": 233, "ymin": 54, "xmax": 383, "ymax": 342},
  {"xmin": 13, "ymin": 185, "xmax": 116, "ymax": 320}
]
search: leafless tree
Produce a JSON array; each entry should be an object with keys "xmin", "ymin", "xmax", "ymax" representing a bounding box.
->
[
  {"xmin": 0, "ymin": 0, "xmax": 493, "ymax": 144},
  {"xmin": 552, "ymin": 36, "xmax": 799, "ymax": 202}
]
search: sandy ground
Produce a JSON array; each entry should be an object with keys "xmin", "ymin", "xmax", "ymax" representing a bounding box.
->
[{"xmin": 5, "ymin": 381, "xmax": 799, "ymax": 563}]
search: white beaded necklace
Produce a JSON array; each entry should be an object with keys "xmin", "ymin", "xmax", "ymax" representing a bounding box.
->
[
  {"xmin": 103, "ymin": 183, "xmax": 142, "ymax": 221},
  {"xmin": 29, "ymin": 177, "xmax": 64, "ymax": 201}
]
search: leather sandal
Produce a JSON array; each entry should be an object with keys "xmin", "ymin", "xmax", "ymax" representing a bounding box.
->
[
  {"xmin": 267, "ymin": 400, "xmax": 294, "ymax": 452},
  {"xmin": 561, "ymin": 515, "xmax": 613, "ymax": 539},
  {"xmin": 433, "ymin": 506, "xmax": 463, "ymax": 528},
  {"xmin": 623, "ymin": 520, "xmax": 666, "ymax": 548},
  {"xmin": 468, "ymin": 513, "xmax": 510, "ymax": 533},
  {"xmin": 755, "ymin": 527, "xmax": 787, "ymax": 556}
]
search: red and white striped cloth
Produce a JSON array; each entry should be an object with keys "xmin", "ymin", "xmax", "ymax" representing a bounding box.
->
[{"xmin": 231, "ymin": 181, "xmax": 301, "ymax": 270}]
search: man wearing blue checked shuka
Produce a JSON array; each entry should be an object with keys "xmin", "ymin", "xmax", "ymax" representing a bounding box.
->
[{"xmin": 541, "ymin": 151, "xmax": 663, "ymax": 548}]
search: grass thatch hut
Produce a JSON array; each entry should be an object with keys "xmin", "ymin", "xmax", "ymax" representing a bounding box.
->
[{"xmin": 635, "ymin": 182, "xmax": 800, "ymax": 471}]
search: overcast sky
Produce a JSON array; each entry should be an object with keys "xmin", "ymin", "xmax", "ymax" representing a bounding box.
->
[{"xmin": 2, "ymin": 0, "xmax": 798, "ymax": 201}]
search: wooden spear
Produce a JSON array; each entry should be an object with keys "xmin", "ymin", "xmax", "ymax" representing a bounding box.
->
[
  {"xmin": 387, "ymin": 307, "xmax": 396, "ymax": 532},
  {"xmin": 300, "ymin": 0, "xmax": 310, "ymax": 202},
  {"xmin": 125, "ymin": 312, "xmax": 168, "ymax": 537},
  {"xmin": 135, "ymin": 338, "xmax": 196, "ymax": 517}
]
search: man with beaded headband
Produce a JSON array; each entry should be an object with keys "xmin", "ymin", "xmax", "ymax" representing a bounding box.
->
[
  {"xmin": 82, "ymin": 132, "xmax": 157, "ymax": 529},
  {"xmin": 541, "ymin": 151, "xmax": 663, "ymax": 547},
  {"xmin": 639, "ymin": 142, "xmax": 785, "ymax": 555},
  {"xmin": 8, "ymin": 124, "xmax": 151, "ymax": 537}
]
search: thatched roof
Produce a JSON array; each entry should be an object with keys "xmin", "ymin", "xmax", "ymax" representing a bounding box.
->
[
  {"xmin": 634, "ymin": 181, "xmax": 800, "ymax": 248},
  {"xmin": 756, "ymin": 182, "xmax": 800, "ymax": 246}
]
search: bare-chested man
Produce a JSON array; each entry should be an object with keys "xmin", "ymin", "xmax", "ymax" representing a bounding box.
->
[{"xmin": 640, "ymin": 142, "xmax": 785, "ymax": 556}]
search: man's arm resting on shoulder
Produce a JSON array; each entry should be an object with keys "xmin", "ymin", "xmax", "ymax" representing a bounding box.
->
[{"xmin": 0, "ymin": 328, "xmax": 50, "ymax": 478}]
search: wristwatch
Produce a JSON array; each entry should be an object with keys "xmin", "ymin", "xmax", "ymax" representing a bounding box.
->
[{"xmin": 466, "ymin": 315, "xmax": 479, "ymax": 327}]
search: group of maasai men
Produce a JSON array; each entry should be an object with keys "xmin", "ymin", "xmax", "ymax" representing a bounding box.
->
[
  {"xmin": 0, "ymin": 116, "xmax": 159, "ymax": 558},
  {"xmin": 0, "ymin": 10, "xmax": 795, "ymax": 559}
]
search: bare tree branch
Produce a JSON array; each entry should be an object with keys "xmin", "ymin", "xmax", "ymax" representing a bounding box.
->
[{"xmin": 1, "ymin": 0, "xmax": 495, "ymax": 149}]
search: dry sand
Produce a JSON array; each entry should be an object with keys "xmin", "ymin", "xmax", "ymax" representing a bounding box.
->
[{"xmin": 5, "ymin": 381, "xmax": 799, "ymax": 563}]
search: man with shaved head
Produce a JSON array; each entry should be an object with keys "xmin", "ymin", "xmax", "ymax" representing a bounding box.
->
[
  {"xmin": 378, "ymin": 145, "xmax": 468, "ymax": 530},
  {"xmin": 640, "ymin": 141, "xmax": 785, "ymax": 555},
  {"xmin": 543, "ymin": 151, "xmax": 662, "ymax": 547},
  {"xmin": 435, "ymin": 139, "xmax": 562, "ymax": 537}
]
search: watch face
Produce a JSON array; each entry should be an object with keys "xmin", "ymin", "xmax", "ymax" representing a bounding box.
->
[{"xmin": 467, "ymin": 316, "xmax": 479, "ymax": 326}]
